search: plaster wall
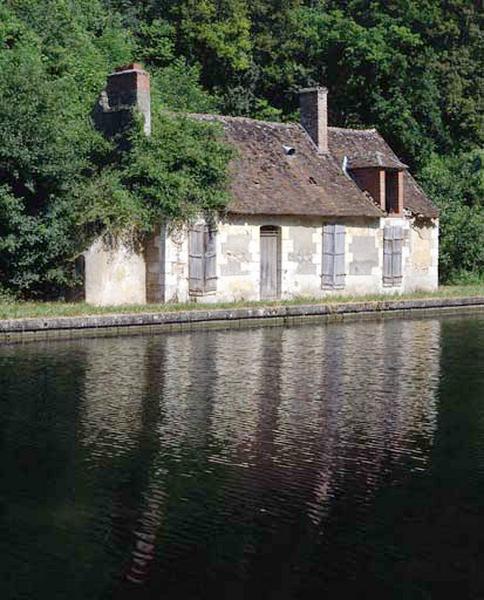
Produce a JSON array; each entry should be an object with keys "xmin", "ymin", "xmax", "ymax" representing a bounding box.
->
[
  {"xmin": 84, "ymin": 238, "xmax": 146, "ymax": 306},
  {"xmin": 161, "ymin": 215, "xmax": 326, "ymax": 304},
  {"xmin": 377, "ymin": 216, "xmax": 438, "ymax": 294},
  {"xmin": 83, "ymin": 214, "xmax": 438, "ymax": 306},
  {"xmin": 161, "ymin": 215, "xmax": 387, "ymax": 303},
  {"xmin": 344, "ymin": 218, "xmax": 383, "ymax": 295},
  {"xmin": 188, "ymin": 214, "xmax": 438, "ymax": 301},
  {"xmin": 214, "ymin": 215, "xmax": 325, "ymax": 302},
  {"xmin": 163, "ymin": 224, "xmax": 191, "ymax": 303},
  {"xmin": 404, "ymin": 218, "xmax": 439, "ymax": 292}
]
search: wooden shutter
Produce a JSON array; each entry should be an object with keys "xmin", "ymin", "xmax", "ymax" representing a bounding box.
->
[
  {"xmin": 189, "ymin": 225, "xmax": 204, "ymax": 294},
  {"xmin": 322, "ymin": 224, "xmax": 345, "ymax": 289},
  {"xmin": 383, "ymin": 226, "xmax": 393, "ymax": 284},
  {"xmin": 392, "ymin": 226, "xmax": 403, "ymax": 284},
  {"xmin": 189, "ymin": 223, "xmax": 217, "ymax": 294},
  {"xmin": 204, "ymin": 226, "xmax": 217, "ymax": 292},
  {"xmin": 322, "ymin": 224, "xmax": 335, "ymax": 288},
  {"xmin": 383, "ymin": 225, "xmax": 403, "ymax": 286},
  {"xmin": 334, "ymin": 224, "xmax": 346, "ymax": 289}
]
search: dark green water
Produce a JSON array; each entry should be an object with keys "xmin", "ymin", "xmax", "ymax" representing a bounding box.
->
[{"xmin": 1, "ymin": 314, "xmax": 483, "ymax": 600}]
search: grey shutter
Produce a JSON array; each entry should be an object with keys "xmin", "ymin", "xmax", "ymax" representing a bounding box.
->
[
  {"xmin": 189, "ymin": 225, "xmax": 204, "ymax": 294},
  {"xmin": 392, "ymin": 226, "xmax": 403, "ymax": 284},
  {"xmin": 383, "ymin": 226, "xmax": 393, "ymax": 285},
  {"xmin": 322, "ymin": 224, "xmax": 335, "ymax": 288},
  {"xmin": 204, "ymin": 225, "xmax": 217, "ymax": 292},
  {"xmin": 322, "ymin": 224, "xmax": 345, "ymax": 289},
  {"xmin": 383, "ymin": 226, "xmax": 403, "ymax": 286},
  {"xmin": 334, "ymin": 224, "xmax": 346, "ymax": 289}
]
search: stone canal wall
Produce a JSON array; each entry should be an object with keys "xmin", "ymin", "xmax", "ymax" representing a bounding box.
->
[{"xmin": 0, "ymin": 296, "xmax": 482, "ymax": 344}]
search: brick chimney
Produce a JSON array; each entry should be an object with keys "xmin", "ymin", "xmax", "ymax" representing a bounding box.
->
[
  {"xmin": 299, "ymin": 87, "xmax": 328, "ymax": 153},
  {"xmin": 105, "ymin": 63, "xmax": 151, "ymax": 136}
]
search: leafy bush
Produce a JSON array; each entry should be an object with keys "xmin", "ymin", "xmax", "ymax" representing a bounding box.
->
[
  {"xmin": 78, "ymin": 102, "xmax": 233, "ymax": 239},
  {"xmin": 0, "ymin": 1, "xmax": 134, "ymax": 297},
  {"xmin": 0, "ymin": 1, "xmax": 232, "ymax": 298},
  {"xmin": 419, "ymin": 151, "xmax": 483, "ymax": 283}
]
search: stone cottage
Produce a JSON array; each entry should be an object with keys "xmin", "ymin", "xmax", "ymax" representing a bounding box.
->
[{"xmin": 84, "ymin": 64, "xmax": 438, "ymax": 305}]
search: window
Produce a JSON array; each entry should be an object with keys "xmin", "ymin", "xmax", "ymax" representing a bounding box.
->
[
  {"xmin": 322, "ymin": 223, "xmax": 345, "ymax": 289},
  {"xmin": 385, "ymin": 171, "xmax": 400, "ymax": 214},
  {"xmin": 189, "ymin": 223, "xmax": 217, "ymax": 294},
  {"xmin": 383, "ymin": 225, "xmax": 403, "ymax": 286}
]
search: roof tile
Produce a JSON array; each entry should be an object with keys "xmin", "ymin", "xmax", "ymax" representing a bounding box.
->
[{"xmin": 191, "ymin": 114, "xmax": 438, "ymax": 218}]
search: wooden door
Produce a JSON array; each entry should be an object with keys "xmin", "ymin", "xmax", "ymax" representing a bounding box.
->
[{"xmin": 260, "ymin": 226, "xmax": 280, "ymax": 300}]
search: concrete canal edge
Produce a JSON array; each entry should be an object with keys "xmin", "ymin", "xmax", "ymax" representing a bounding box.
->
[{"xmin": 1, "ymin": 296, "xmax": 483, "ymax": 344}]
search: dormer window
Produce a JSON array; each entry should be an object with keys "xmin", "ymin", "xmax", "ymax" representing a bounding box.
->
[
  {"xmin": 348, "ymin": 165, "xmax": 405, "ymax": 215},
  {"xmin": 384, "ymin": 170, "xmax": 403, "ymax": 215}
]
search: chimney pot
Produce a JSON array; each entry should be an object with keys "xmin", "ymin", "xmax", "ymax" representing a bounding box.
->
[{"xmin": 299, "ymin": 86, "xmax": 328, "ymax": 153}]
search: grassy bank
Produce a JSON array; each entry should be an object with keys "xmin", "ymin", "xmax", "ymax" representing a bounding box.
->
[{"xmin": 0, "ymin": 285, "xmax": 483, "ymax": 321}]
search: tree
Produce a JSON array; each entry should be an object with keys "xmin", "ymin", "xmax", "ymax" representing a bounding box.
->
[
  {"xmin": 0, "ymin": 1, "xmax": 232, "ymax": 298},
  {"xmin": 419, "ymin": 150, "xmax": 483, "ymax": 282},
  {"xmin": 0, "ymin": 0, "xmax": 132, "ymax": 296}
]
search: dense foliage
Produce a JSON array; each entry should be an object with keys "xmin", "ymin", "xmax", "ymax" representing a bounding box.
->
[
  {"xmin": 79, "ymin": 105, "xmax": 232, "ymax": 238},
  {"xmin": 0, "ymin": 0, "xmax": 482, "ymax": 297},
  {"xmin": 419, "ymin": 150, "xmax": 483, "ymax": 283}
]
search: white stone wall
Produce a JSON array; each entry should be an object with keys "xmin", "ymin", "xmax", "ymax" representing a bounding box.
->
[
  {"xmin": 163, "ymin": 223, "xmax": 191, "ymax": 303},
  {"xmin": 404, "ymin": 218, "xmax": 439, "ymax": 292},
  {"xmin": 212, "ymin": 215, "xmax": 325, "ymax": 302},
  {"xmin": 84, "ymin": 238, "xmax": 146, "ymax": 306},
  {"xmin": 191, "ymin": 214, "xmax": 437, "ymax": 301},
  {"xmin": 161, "ymin": 215, "xmax": 382, "ymax": 303},
  {"xmin": 84, "ymin": 214, "xmax": 438, "ymax": 306},
  {"xmin": 345, "ymin": 216, "xmax": 438, "ymax": 296},
  {"xmin": 338, "ymin": 218, "xmax": 382, "ymax": 296},
  {"xmin": 216, "ymin": 217, "xmax": 260, "ymax": 301}
]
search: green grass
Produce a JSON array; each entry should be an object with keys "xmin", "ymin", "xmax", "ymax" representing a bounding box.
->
[{"xmin": 0, "ymin": 285, "xmax": 482, "ymax": 320}]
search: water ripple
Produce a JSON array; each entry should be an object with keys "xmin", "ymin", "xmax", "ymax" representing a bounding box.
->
[{"xmin": 0, "ymin": 315, "xmax": 483, "ymax": 599}]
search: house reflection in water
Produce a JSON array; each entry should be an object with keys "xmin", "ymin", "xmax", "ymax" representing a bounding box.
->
[{"xmin": 78, "ymin": 317, "xmax": 441, "ymax": 593}]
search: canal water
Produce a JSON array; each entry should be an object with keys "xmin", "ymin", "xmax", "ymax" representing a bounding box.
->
[{"xmin": 0, "ymin": 314, "xmax": 483, "ymax": 600}]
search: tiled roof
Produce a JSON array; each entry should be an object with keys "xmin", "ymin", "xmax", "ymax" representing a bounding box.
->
[
  {"xmin": 347, "ymin": 154, "xmax": 408, "ymax": 170},
  {"xmin": 191, "ymin": 114, "xmax": 438, "ymax": 218}
]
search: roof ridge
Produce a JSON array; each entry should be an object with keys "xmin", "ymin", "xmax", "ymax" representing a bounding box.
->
[
  {"xmin": 329, "ymin": 126, "xmax": 378, "ymax": 133},
  {"xmin": 179, "ymin": 111, "xmax": 382, "ymax": 135},
  {"xmin": 185, "ymin": 112, "xmax": 298, "ymax": 128}
]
